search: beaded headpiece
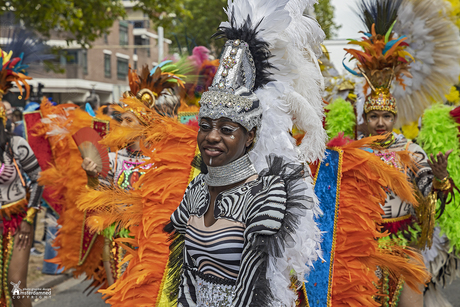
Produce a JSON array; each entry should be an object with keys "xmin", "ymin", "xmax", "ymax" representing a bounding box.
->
[
  {"xmin": 198, "ymin": 15, "xmax": 275, "ymax": 133},
  {"xmin": 344, "ymin": 0, "xmax": 412, "ymax": 116}
]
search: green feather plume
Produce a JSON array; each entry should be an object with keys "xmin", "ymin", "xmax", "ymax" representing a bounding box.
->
[
  {"xmin": 325, "ymin": 98, "xmax": 356, "ymax": 139},
  {"xmin": 418, "ymin": 104, "xmax": 460, "ymax": 251}
]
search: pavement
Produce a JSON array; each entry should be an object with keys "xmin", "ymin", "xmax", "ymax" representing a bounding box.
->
[
  {"xmin": 441, "ymin": 280, "xmax": 460, "ymax": 307},
  {"xmin": 29, "ymin": 273, "xmax": 460, "ymax": 307},
  {"xmin": 33, "ymin": 275, "xmax": 109, "ymax": 307}
]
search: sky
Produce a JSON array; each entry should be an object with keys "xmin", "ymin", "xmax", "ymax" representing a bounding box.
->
[
  {"xmin": 326, "ymin": 0, "xmax": 361, "ymax": 72},
  {"xmin": 330, "ymin": 0, "xmax": 361, "ymax": 39}
]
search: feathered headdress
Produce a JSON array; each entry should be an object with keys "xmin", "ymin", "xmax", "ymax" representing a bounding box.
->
[
  {"xmin": 123, "ymin": 61, "xmax": 189, "ymax": 120},
  {"xmin": 209, "ymin": 0, "xmax": 327, "ymax": 168},
  {"xmin": 0, "ymin": 28, "xmax": 53, "ymax": 100},
  {"xmin": 344, "ymin": 0, "xmax": 413, "ymax": 116},
  {"xmin": 392, "ymin": 0, "xmax": 460, "ymax": 126}
]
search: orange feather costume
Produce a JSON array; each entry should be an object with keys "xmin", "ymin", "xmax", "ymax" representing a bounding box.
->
[
  {"xmin": 76, "ymin": 102, "xmax": 198, "ymax": 305},
  {"xmin": 35, "ymin": 100, "xmax": 114, "ymax": 288},
  {"xmin": 323, "ymin": 136, "xmax": 428, "ymax": 306}
]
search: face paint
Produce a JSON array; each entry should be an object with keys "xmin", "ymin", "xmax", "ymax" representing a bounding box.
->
[{"xmin": 210, "ymin": 157, "xmax": 213, "ymax": 166}]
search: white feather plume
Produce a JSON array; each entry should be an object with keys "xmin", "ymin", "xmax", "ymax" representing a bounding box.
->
[
  {"xmin": 222, "ymin": 0, "xmax": 325, "ymax": 305},
  {"xmin": 393, "ymin": 0, "xmax": 460, "ymax": 127}
]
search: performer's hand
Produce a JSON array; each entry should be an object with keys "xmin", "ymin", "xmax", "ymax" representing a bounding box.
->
[
  {"xmin": 82, "ymin": 157, "xmax": 98, "ymax": 178},
  {"xmin": 17, "ymin": 221, "xmax": 33, "ymax": 250},
  {"xmin": 428, "ymin": 150, "xmax": 453, "ymax": 180}
]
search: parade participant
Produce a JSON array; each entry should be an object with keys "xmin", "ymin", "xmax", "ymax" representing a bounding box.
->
[
  {"xmin": 166, "ymin": 0, "xmax": 327, "ymax": 305},
  {"xmin": 344, "ymin": 1, "xmax": 455, "ymax": 305},
  {"xmin": 80, "ymin": 63, "xmax": 189, "ymax": 286},
  {"xmin": 0, "ymin": 35, "xmax": 46, "ymax": 306}
]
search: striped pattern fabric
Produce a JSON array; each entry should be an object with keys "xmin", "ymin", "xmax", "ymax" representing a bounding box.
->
[
  {"xmin": 186, "ymin": 216, "xmax": 245, "ymax": 280},
  {"xmin": 171, "ymin": 173, "xmax": 287, "ymax": 307}
]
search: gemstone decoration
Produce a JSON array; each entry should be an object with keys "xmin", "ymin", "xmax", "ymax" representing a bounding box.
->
[
  {"xmin": 233, "ymin": 39, "xmax": 241, "ymax": 46},
  {"xmin": 222, "ymin": 56, "xmax": 237, "ymax": 69}
]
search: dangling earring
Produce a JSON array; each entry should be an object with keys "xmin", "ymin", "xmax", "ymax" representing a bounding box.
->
[{"xmin": 230, "ymin": 135, "xmax": 235, "ymax": 139}]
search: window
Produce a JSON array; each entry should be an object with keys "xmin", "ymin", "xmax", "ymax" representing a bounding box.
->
[
  {"xmin": 104, "ymin": 33, "xmax": 108, "ymax": 44},
  {"xmin": 134, "ymin": 60, "xmax": 137, "ymax": 70},
  {"xmin": 104, "ymin": 54, "xmax": 111, "ymax": 78},
  {"xmin": 66, "ymin": 50, "xmax": 79, "ymax": 64},
  {"xmin": 117, "ymin": 58, "xmax": 129, "ymax": 80},
  {"xmin": 119, "ymin": 21, "xmax": 129, "ymax": 46},
  {"xmin": 82, "ymin": 50, "xmax": 88, "ymax": 75},
  {"xmin": 133, "ymin": 21, "xmax": 144, "ymax": 29},
  {"xmin": 146, "ymin": 37, "xmax": 150, "ymax": 58}
]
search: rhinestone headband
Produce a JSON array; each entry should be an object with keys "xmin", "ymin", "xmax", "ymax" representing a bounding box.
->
[
  {"xmin": 364, "ymin": 88, "xmax": 397, "ymax": 114},
  {"xmin": 204, "ymin": 153, "xmax": 257, "ymax": 187}
]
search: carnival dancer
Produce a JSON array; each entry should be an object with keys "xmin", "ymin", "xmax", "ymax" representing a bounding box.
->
[
  {"xmin": 0, "ymin": 32, "xmax": 47, "ymax": 306},
  {"xmin": 343, "ymin": 1, "xmax": 455, "ymax": 305},
  {"xmin": 164, "ymin": 0, "xmax": 330, "ymax": 305},
  {"xmin": 80, "ymin": 64, "xmax": 189, "ymax": 286}
]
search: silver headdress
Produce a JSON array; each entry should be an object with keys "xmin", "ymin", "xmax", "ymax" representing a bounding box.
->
[{"xmin": 198, "ymin": 19, "xmax": 273, "ymax": 134}]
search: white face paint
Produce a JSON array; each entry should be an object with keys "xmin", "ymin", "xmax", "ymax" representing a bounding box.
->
[{"xmin": 209, "ymin": 157, "xmax": 213, "ymax": 166}]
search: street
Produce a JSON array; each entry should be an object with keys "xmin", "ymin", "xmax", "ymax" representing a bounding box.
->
[
  {"xmin": 32, "ymin": 275, "xmax": 460, "ymax": 307},
  {"xmin": 33, "ymin": 277, "xmax": 108, "ymax": 307}
]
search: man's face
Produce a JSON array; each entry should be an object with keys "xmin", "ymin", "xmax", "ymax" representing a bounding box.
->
[
  {"xmin": 2, "ymin": 101, "xmax": 12, "ymax": 119},
  {"xmin": 365, "ymin": 110, "xmax": 396, "ymax": 136}
]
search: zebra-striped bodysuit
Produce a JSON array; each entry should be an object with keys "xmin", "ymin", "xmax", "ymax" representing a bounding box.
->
[
  {"xmin": 170, "ymin": 172, "xmax": 288, "ymax": 307},
  {"xmin": 185, "ymin": 216, "xmax": 245, "ymax": 281}
]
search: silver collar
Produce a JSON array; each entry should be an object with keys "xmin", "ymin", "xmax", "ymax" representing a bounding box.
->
[{"xmin": 204, "ymin": 154, "xmax": 257, "ymax": 187}]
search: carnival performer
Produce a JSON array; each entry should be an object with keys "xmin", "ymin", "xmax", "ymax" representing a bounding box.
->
[
  {"xmin": 164, "ymin": 0, "xmax": 329, "ymax": 305},
  {"xmin": 343, "ymin": 1, "xmax": 455, "ymax": 305},
  {"xmin": 0, "ymin": 32, "xmax": 47, "ymax": 306},
  {"xmin": 80, "ymin": 63, "xmax": 189, "ymax": 286}
]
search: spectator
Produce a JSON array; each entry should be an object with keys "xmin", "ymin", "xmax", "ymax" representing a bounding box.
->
[
  {"xmin": 12, "ymin": 109, "xmax": 25, "ymax": 137},
  {"xmin": 2, "ymin": 101, "xmax": 13, "ymax": 132}
]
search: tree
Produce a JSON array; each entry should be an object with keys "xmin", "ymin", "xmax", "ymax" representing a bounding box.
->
[
  {"xmin": 0, "ymin": 0, "xmax": 190, "ymax": 48},
  {"xmin": 314, "ymin": 0, "xmax": 342, "ymax": 39},
  {"xmin": 167, "ymin": 0, "xmax": 227, "ymax": 56},
  {"xmin": 167, "ymin": 0, "xmax": 341, "ymax": 56}
]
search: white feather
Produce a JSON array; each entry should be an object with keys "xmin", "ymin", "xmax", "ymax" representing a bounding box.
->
[
  {"xmin": 233, "ymin": 0, "xmax": 326, "ymax": 305},
  {"xmin": 392, "ymin": 0, "xmax": 460, "ymax": 127}
]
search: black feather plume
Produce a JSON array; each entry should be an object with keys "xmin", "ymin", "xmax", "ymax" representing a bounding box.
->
[
  {"xmin": 356, "ymin": 0, "xmax": 402, "ymax": 35},
  {"xmin": 4, "ymin": 28, "xmax": 54, "ymax": 69},
  {"xmin": 212, "ymin": 8, "xmax": 275, "ymax": 91}
]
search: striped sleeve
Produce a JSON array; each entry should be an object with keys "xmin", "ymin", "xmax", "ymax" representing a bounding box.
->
[
  {"xmin": 408, "ymin": 142, "xmax": 433, "ymax": 197},
  {"xmin": 14, "ymin": 137, "xmax": 43, "ymax": 208},
  {"xmin": 232, "ymin": 176, "xmax": 286, "ymax": 307}
]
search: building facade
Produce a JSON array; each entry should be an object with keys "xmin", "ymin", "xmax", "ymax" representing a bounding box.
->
[{"xmin": 3, "ymin": 2, "xmax": 171, "ymax": 106}]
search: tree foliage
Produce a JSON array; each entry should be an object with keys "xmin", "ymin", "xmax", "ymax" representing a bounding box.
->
[
  {"xmin": 314, "ymin": 0, "xmax": 341, "ymax": 39},
  {"xmin": 167, "ymin": 0, "xmax": 227, "ymax": 56},
  {"xmin": 167, "ymin": 0, "xmax": 341, "ymax": 56},
  {"xmin": 0, "ymin": 0, "xmax": 189, "ymax": 48}
]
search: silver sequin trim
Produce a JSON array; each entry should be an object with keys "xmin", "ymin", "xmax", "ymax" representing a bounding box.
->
[{"xmin": 196, "ymin": 275, "xmax": 236, "ymax": 307}]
